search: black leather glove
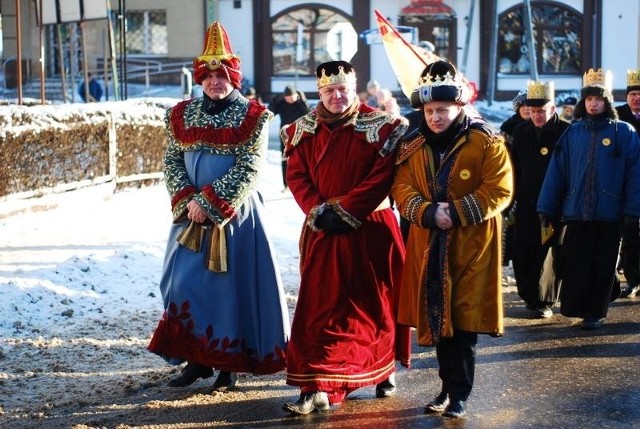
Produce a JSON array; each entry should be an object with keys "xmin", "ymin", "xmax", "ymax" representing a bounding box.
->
[{"xmin": 314, "ymin": 209, "xmax": 353, "ymax": 235}]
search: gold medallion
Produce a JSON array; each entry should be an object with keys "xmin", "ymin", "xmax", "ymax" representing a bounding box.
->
[
  {"xmin": 602, "ymin": 138, "xmax": 611, "ymax": 146},
  {"xmin": 540, "ymin": 147, "xmax": 549, "ymax": 155},
  {"xmin": 460, "ymin": 169, "xmax": 471, "ymax": 180}
]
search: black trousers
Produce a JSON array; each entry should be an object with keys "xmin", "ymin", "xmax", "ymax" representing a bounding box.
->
[
  {"xmin": 622, "ymin": 217, "xmax": 640, "ymax": 287},
  {"xmin": 559, "ymin": 221, "xmax": 621, "ymax": 319},
  {"xmin": 436, "ymin": 329, "xmax": 478, "ymax": 402}
]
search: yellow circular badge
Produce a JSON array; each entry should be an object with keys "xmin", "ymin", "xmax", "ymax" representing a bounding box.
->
[
  {"xmin": 602, "ymin": 138, "xmax": 611, "ymax": 146},
  {"xmin": 540, "ymin": 147, "xmax": 549, "ymax": 155},
  {"xmin": 460, "ymin": 169, "xmax": 471, "ymax": 180}
]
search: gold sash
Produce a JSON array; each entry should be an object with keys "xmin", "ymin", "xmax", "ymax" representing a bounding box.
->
[{"xmin": 177, "ymin": 221, "xmax": 228, "ymax": 273}]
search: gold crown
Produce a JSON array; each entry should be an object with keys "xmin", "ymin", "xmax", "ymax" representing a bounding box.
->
[
  {"xmin": 417, "ymin": 71, "xmax": 459, "ymax": 87},
  {"xmin": 526, "ymin": 80, "xmax": 554, "ymax": 101},
  {"xmin": 627, "ymin": 69, "xmax": 640, "ymax": 87},
  {"xmin": 317, "ymin": 65, "xmax": 357, "ymax": 88},
  {"xmin": 583, "ymin": 68, "xmax": 613, "ymax": 90}
]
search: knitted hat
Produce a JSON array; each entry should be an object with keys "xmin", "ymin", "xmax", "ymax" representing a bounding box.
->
[
  {"xmin": 316, "ymin": 61, "xmax": 357, "ymax": 89},
  {"xmin": 410, "ymin": 60, "xmax": 469, "ymax": 108},
  {"xmin": 284, "ymin": 85, "xmax": 296, "ymax": 96},
  {"xmin": 512, "ymin": 90, "xmax": 528, "ymax": 112},
  {"xmin": 193, "ymin": 22, "xmax": 243, "ymax": 88},
  {"xmin": 562, "ymin": 96, "xmax": 577, "ymax": 106}
]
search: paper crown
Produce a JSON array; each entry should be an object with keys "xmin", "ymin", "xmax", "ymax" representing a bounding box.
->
[
  {"xmin": 582, "ymin": 68, "xmax": 613, "ymax": 91},
  {"xmin": 526, "ymin": 80, "xmax": 554, "ymax": 106},
  {"xmin": 527, "ymin": 80, "xmax": 554, "ymax": 100},
  {"xmin": 627, "ymin": 69, "xmax": 640, "ymax": 87},
  {"xmin": 194, "ymin": 21, "xmax": 240, "ymax": 68},
  {"xmin": 316, "ymin": 61, "xmax": 357, "ymax": 88}
]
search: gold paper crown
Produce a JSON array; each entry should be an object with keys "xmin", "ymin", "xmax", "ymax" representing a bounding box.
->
[
  {"xmin": 582, "ymin": 68, "xmax": 613, "ymax": 90},
  {"xmin": 627, "ymin": 69, "xmax": 640, "ymax": 87},
  {"xmin": 316, "ymin": 66, "xmax": 357, "ymax": 88},
  {"xmin": 526, "ymin": 80, "xmax": 554, "ymax": 101}
]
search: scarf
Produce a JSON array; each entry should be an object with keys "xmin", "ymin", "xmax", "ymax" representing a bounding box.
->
[{"xmin": 315, "ymin": 99, "xmax": 360, "ymax": 127}]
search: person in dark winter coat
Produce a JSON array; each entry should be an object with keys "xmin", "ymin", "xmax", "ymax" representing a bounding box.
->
[
  {"xmin": 616, "ymin": 69, "xmax": 640, "ymax": 298},
  {"xmin": 537, "ymin": 68, "xmax": 640, "ymax": 330},
  {"xmin": 500, "ymin": 90, "xmax": 530, "ymax": 267},
  {"xmin": 270, "ymin": 85, "xmax": 310, "ymax": 190},
  {"xmin": 510, "ymin": 81, "xmax": 569, "ymax": 319}
]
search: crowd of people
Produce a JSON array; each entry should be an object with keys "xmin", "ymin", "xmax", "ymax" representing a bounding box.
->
[{"xmin": 145, "ymin": 20, "xmax": 640, "ymax": 422}]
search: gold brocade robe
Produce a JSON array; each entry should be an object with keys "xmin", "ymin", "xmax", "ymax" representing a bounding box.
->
[{"xmin": 391, "ymin": 128, "xmax": 513, "ymax": 346}]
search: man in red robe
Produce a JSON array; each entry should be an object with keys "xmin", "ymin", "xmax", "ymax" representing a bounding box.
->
[{"xmin": 280, "ymin": 60, "xmax": 411, "ymax": 414}]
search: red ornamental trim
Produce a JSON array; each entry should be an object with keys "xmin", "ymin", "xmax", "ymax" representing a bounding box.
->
[
  {"xmin": 170, "ymin": 99, "xmax": 266, "ymax": 147},
  {"xmin": 171, "ymin": 185, "xmax": 196, "ymax": 210},
  {"xmin": 202, "ymin": 184, "xmax": 236, "ymax": 219}
]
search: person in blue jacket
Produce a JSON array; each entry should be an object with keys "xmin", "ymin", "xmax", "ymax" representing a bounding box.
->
[
  {"xmin": 537, "ymin": 68, "xmax": 640, "ymax": 330},
  {"xmin": 78, "ymin": 73, "xmax": 103, "ymax": 102}
]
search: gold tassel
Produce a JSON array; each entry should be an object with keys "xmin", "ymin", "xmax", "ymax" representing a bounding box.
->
[
  {"xmin": 176, "ymin": 221, "xmax": 203, "ymax": 252},
  {"xmin": 207, "ymin": 225, "xmax": 228, "ymax": 272}
]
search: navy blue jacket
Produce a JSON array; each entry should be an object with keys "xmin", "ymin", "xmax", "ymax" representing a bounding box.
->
[{"xmin": 537, "ymin": 116, "xmax": 640, "ymax": 222}]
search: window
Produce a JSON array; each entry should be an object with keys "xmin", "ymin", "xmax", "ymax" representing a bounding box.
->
[
  {"xmin": 498, "ymin": 2, "xmax": 581, "ymax": 75},
  {"xmin": 271, "ymin": 7, "xmax": 354, "ymax": 76},
  {"xmin": 124, "ymin": 10, "xmax": 167, "ymax": 56}
]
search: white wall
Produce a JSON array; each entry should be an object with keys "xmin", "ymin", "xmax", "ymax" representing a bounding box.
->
[
  {"xmin": 218, "ymin": 0, "xmax": 256, "ymax": 87},
  {"xmin": 601, "ymin": 1, "xmax": 640, "ymax": 94}
]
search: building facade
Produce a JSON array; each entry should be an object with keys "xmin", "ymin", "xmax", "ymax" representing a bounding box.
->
[{"xmin": 1, "ymin": 0, "xmax": 639, "ymax": 101}]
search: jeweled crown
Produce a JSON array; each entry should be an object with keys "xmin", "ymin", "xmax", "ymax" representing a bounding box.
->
[
  {"xmin": 417, "ymin": 71, "xmax": 460, "ymax": 87},
  {"xmin": 526, "ymin": 80, "xmax": 554, "ymax": 101},
  {"xmin": 627, "ymin": 69, "xmax": 640, "ymax": 87},
  {"xmin": 316, "ymin": 66, "xmax": 357, "ymax": 88},
  {"xmin": 583, "ymin": 68, "xmax": 613, "ymax": 90}
]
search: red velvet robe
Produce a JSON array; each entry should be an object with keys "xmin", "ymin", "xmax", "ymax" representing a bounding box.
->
[{"xmin": 281, "ymin": 103, "xmax": 410, "ymax": 405}]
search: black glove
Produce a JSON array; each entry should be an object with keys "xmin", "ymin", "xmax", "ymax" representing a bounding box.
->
[{"xmin": 314, "ymin": 209, "xmax": 353, "ymax": 235}]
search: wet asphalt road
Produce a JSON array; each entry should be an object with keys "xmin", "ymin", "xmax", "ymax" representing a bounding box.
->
[{"xmin": 210, "ymin": 289, "xmax": 640, "ymax": 429}]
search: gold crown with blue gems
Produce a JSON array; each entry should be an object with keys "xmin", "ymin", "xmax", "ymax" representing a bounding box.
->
[
  {"xmin": 583, "ymin": 68, "xmax": 613, "ymax": 90},
  {"xmin": 316, "ymin": 65, "xmax": 357, "ymax": 88}
]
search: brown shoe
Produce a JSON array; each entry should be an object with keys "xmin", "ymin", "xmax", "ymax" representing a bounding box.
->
[
  {"xmin": 211, "ymin": 371, "xmax": 238, "ymax": 392},
  {"xmin": 168, "ymin": 363, "xmax": 213, "ymax": 387}
]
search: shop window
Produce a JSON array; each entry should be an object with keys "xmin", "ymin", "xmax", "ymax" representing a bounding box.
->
[
  {"xmin": 498, "ymin": 2, "xmax": 581, "ymax": 75},
  {"xmin": 272, "ymin": 6, "xmax": 353, "ymax": 76}
]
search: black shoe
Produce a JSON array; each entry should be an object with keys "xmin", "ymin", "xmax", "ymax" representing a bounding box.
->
[
  {"xmin": 620, "ymin": 284, "xmax": 640, "ymax": 298},
  {"xmin": 282, "ymin": 392, "xmax": 330, "ymax": 415},
  {"xmin": 424, "ymin": 391, "xmax": 449, "ymax": 414},
  {"xmin": 375, "ymin": 372, "xmax": 397, "ymax": 398},
  {"xmin": 442, "ymin": 399, "xmax": 466, "ymax": 418},
  {"xmin": 211, "ymin": 371, "xmax": 238, "ymax": 392},
  {"xmin": 168, "ymin": 363, "xmax": 213, "ymax": 387},
  {"xmin": 580, "ymin": 317, "xmax": 604, "ymax": 330}
]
